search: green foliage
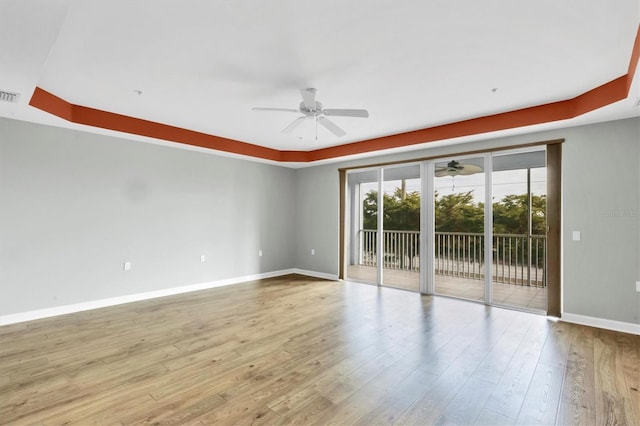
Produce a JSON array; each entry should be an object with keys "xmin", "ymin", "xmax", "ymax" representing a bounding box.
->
[
  {"xmin": 363, "ymin": 188, "xmax": 420, "ymax": 231},
  {"xmin": 493, "ymin": 194, "xmax": 546, "ymax": 235},
  {"xmin": 434, "ymin": 191, "xmax": 484, "ymax": 233},
  {"xmin": 362, "ymin": 190, "xmax": 379, "ymax": 230},
  {"xmin": 363, "ymin": 187, "xmax": 546, "ymax": 235}
]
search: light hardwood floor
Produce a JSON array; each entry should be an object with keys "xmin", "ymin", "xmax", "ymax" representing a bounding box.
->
[{"xmin": 0, "ymin": 275, "xmax": 638, "ymax": 425}]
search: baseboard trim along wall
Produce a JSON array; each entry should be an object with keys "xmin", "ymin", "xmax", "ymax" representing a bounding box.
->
[
  {"xmin": 0, "ymin": 269, "xmax": 339, "ymax": 326},
  {"xmin": 4, "ymin": 274, "xmax": 637, "ymax": 336},
  {"xmin": 562, "ymin": 312, "xmax": 640, "ymax": 335},
  {"xmin": 291, "ymin": 269, "xmax": 339, "ymax": 281}
]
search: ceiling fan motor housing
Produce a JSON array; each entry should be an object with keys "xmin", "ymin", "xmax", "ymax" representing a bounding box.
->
[{"xmin": 300, "ymin": 101, "xmax": 323, "ymax": 116}]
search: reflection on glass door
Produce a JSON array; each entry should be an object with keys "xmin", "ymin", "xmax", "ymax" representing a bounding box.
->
[
  {"xmin": 346, "ymin": 169, "xmax": 379, "ymax": 285},
  {"xmin": 381, "ymin": 164, "xmax": 421, "ymax": 291},
  {"xmin": 433, "ymin": 157, "xmax": 485, "ymax": 302},
  {"xmin": 491, "ymin": 150, "xmax": 547, "ymax": 312}
]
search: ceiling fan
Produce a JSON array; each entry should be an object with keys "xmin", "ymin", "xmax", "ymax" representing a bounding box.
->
[
  {"xmin": 252, "ymin": 88, "xmax": 369, "ymax": 138},
  {"xmin": 435, "ymin": 160, "xmax": 483, "ymax": 177}
]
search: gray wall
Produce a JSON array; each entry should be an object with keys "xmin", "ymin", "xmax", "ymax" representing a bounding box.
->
[
  {"xmin": 294, "ymin": 118, "xmax": 640, "ymax": 325},
  {"xmin": 1, "ymin": 116, "xmax": 639, "ymax": 325},
  {"xmin": 294, "ymin": 165, "xmax": 340, "ymax": 274},
  {"xmin": 561, "ymin": 118, "xmax": 639, "ymax": 323},
  {"xmin": 0, "ymin": 118, "xmax": 296, "ymax": 316}
]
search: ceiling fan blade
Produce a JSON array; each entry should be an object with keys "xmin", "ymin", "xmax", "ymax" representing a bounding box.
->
[
  {"xmin": 318, "ymin": 116, "xmax": 346, "ymax": 137},
  {"xmin": 300, "ymin": 88, "xmax": 317, "ymax": 109},
  {"xmin": 434, "ymin": 169, "xmax": 451, "ymax": 177},
  {"xmin": 323, "ymin": 109, "xmax": 369, "ymax": 118},
  {"xmin": 459, "ymin": 164, "xmax": 484, "ymax": 175},
  {"xmin": 252, "ymin": 107, "xmax": 299, "ymax": 113},
  {"xmin": 282, "ymin": 117, "xmax": 306, "ymax": 134}
]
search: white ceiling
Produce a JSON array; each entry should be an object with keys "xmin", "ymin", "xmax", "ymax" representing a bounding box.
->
[{"xmin": 1, "ymin": 0, "xmax": 639, "ymax": 165}]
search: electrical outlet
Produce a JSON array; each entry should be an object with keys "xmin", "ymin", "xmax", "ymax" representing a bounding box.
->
[
  {"xmin": 123, "ymin": 261, "xmax": 131, "ymax": 271},
  {"xmin": 636, "ymin": 281, "xmax": 640, "ymax": 292},
  {"xmin": 258, "ymin": 250, "xmax": 263, "ymax": 257},
  {"xmin": 311, "ymin": 249, "xmax": 315, "ymax": 255},
  {"xmin": 572, "ymin": 231, "xmax": 581, "ymax": 241},
  {"xmin": 200, "ymin": 255, "xmax": 206, "ymax": 263}
]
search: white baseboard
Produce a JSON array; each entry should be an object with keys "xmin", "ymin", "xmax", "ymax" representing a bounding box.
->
[
  {"xmin": 292, "ymin": 269, "xmax": 339, "ymax": 281},
  {"xmin": 5, "ymin": 272, "xmax": 636, "ymax": 335},
  {"xmin": 1, "ymin": 268, "xmax": 342, "ymax": 326},
  {"xmin": 562, "ymin": 312, "xmax": 640, "ymax": 335}
]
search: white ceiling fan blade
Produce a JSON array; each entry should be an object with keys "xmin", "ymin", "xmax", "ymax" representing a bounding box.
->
[
  {"xmin": 323, "ymin": 109, "xmax": 369, "ymax": 118},
  {"xmin": 459, "ymin": 164, "xmax": 483, "ymax": 175},
  {"xmin": 318, "ymin": 116, "xmax": 346, "ymax": 137},
  {"xmin": 252, "ymin": 107, "xmax": 299, "ymax": 113},
  {"xmin": 282, "ymin": 117, "xmax": 305, "ymax": 134},
  {"xmin": 434, "ymin": 169, "xmax": 451, "ymax": 177},
  {"xmin": 300, "ymin": 88, "xmax": 317, "ymax": 109}
]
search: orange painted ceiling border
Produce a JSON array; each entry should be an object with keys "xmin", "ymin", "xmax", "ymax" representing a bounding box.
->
[{"xmin": 30, "ymin": 25, "xmax": 639, "ymax": 163}]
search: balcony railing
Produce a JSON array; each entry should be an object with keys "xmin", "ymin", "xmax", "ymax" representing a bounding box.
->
[{"xmin": 358, "ymin": 229, "xmax": 546, "ymax": 287}]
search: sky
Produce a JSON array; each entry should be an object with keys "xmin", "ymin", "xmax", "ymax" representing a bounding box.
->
[{"xmin": 360, "ymin": 167, "xmax": 546, "ymax": 204}]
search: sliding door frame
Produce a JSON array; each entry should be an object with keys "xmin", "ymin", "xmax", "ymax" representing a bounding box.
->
[
  {"xmin": 421, "ymin": 161, "xmax": 434, "ymax": 294},
  {"xmin": 339, "ymin": 139, "xmax": 563, "ymax": 316},
  {"xmin": 376, "ymin": 168, "xmax": 384, "ymax": 285},
  {"xmin": 339, "ymin": 170, "xmax": 346, "ymax": 280},
  {"xmin": 484, "ymin": 153, "xmax": 493, "ymax": 305},
  {"xmin": 546, "ymin": 143, "xmax": 562, "ymax": 317}
]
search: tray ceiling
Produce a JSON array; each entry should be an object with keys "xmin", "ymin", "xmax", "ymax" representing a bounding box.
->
[{"xmin": 1, "ymin": 0, "xmax": 638, "ymax": 165}]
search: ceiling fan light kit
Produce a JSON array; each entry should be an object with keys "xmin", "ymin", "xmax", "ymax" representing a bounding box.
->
[{"xmin": 252, "ymin": 88, "xmax": 369, "ymax": 139}]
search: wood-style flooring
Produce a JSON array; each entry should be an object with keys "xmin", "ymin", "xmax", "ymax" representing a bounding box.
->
[{"xmin": 0, "ymin": 275, "xmax": 638, "ymax": 425}]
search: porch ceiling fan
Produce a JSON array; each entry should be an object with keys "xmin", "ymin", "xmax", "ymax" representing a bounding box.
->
[
  {"xmin": 252, "ymin": 88, "xmax": 369, "ymax": 138},
  {"xmin": 435, "ymin": 160, "xmax": 483, "ymax": 177}
]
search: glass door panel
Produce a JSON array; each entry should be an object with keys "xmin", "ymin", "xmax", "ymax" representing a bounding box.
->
[
  {"xmin": 433, "ymin": 157, "xmax": 485, "ymax": 302},
  {"xmin": 491, "ymin": 150, "xmax": 547, "ymax": 312},
  {"xmin": 381, "ymin": 164, "xmax": 421, "ymax": 291},
  {"xmin": 346, "ymin": 169, "xmax": 379, "ymax": 285}
]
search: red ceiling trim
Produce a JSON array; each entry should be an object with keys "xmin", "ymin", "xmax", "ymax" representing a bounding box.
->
[
  {"xmin": 307, "ymin": 75, "xmax": 631, "ymax": 162},
  {"xmin": 29, "ymin": 87, "xmax": 73, "ymax": 122},
  {"xmin": 29, "ymin": 87, "xmax": 285, "ymax": 162},
  {"xmin": 29, "ymin": 25, "xmax": 640, "ymax": 163},
  {"xmin": 72, "ymin": 102, "xmax": 284, "ymax": 161},
  {"xmin": 627, "ymin": 24, "xmax": 640, "ymax": 91}
]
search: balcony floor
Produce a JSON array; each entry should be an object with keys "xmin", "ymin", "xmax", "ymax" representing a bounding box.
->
[{"xmin": 347, "ymin": 265, "xmax": 546, "ymax": 312}]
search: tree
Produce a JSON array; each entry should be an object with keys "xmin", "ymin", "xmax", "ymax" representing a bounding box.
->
[
  {"xmin": 361, "ymin": 185, "xmax": 547, "ymax": 271},
  {"xmin": 492, "ymin": 194, "xmax": 546, "ymax": 235},
  {"xmin": 362, "ymin": 190, "xmax": 379, "ymax": 230},
  {"xmin": 362, "ymin": 186, "xmax": 421, "ymax": 269},
  {"xmin": 363, "ymin": 188, "xmax": 546, "ymax": 236},
  {"xmin": 362, "ymin": 187, "xmax": 420, "ymax": 231},
  {"xmin": 434, "ymin": 190, "xmax": 484, "ymax": 233}
]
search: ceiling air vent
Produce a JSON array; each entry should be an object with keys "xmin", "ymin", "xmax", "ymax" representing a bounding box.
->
[{"xmin": 0, "ymin": 90, "xmax": 20, "ymax": 103}]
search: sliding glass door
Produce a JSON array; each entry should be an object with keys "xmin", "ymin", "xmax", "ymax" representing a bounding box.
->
[
  {"xmin": 381, "ymin": 164, "xmax": 421, "ymax": 291},
  {"xmin": 491, "ymin": 150, "xmax": 547, "ymax": 312},
  {"xmin": 343, "ymin": 147, "xmax": 552, "ymax": 314},
  {"xmin": 432, "ymin": 156, "xmax": 485, "ymax": 302},
  {"xmin": 346, "ymin": 168, "xmax": 379, "ymax": 285},
  {"xmin": 345, "ymin": 164, "xmax": 422, "ymax": 290}
]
